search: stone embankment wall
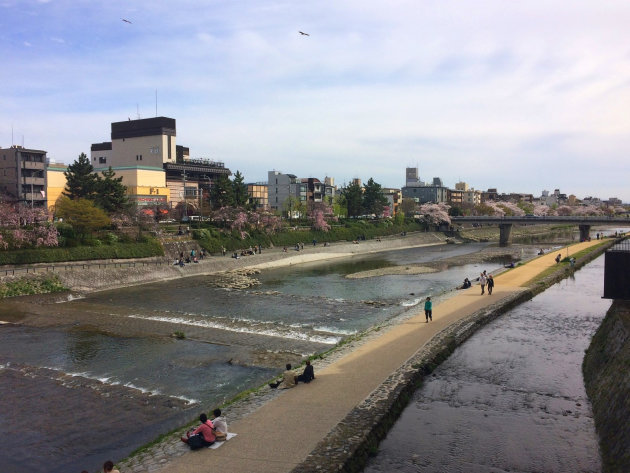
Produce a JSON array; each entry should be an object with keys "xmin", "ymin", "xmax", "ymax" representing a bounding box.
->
[
  {"xmin": 583, "ymin": 299, "xmax": 630, "ymax": 473},
  {"xmin": 292, "ymin": 238, "xmax": 618, "ymax": 473}
]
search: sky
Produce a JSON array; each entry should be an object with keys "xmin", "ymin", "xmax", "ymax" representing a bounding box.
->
[{"xmin": 2, "ymin": 0, "xmax": 630, "ymax": 202}]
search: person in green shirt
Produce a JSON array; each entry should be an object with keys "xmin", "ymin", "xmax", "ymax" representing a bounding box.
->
[{"xmin": 424, "ymin": 297, "xmax": 433, "ymax": 322}]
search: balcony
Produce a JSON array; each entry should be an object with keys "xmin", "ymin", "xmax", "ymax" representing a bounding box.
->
[
  {"xmin": 22, "ymin": 192, "xmax": 46, "ymax": 202},
  {"xmin": 22, "ymin": 161, "xmax": 45, "ymax": 170},
  {"xmin": 22, "ymin": 176, "xmax": 45, "ymax": 185}
]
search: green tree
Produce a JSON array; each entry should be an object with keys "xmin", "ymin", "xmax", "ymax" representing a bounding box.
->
[
  {"xmin": 232, "ymin": 170, "xmax": 249, "ymax": 207},
  {"xmin": 55, "ymin": 196, "xmax": 111, "ymax": 236},
  {"xmin": 94, "ymin": 167, "xmax": 128, "ymax": 213},
  {"xmin": 393, "ymin": 210, "xmax": 405, "ymax": 225},
  {"xmin": 210, "ymin": 174, "xmax": 235, "ymax": 209},
  {"xmin": 400, "ymin": 198, "xmax": 416, "ymax": 216},
  {"xmin": 342, "ymin": 181, "xmax": 363, "ymax": 217},
  {"xmin": 332, "ymin": 195, "xmax": 347, "ymax": 218},
  {"xmin": 63, "ymin": 152, "xmax": 97, "ymax": 200},
  {"xmin": 362, "ymin": 178, "xmax": 388, "ymax": 216}
]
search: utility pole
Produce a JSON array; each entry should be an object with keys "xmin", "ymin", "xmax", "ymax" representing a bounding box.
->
[{"xmin": 182, "ymin": 170, "xmax": 187, "ymax": 221}]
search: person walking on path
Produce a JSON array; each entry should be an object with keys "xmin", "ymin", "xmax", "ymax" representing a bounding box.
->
[
  {"xmin": 424, "ymin": 297, "xmax": 433, "ymax": 322},
  {"xmin": 479, "ymin": 272, "xmax": 487, "ymax": 295},
  {"xmin": 487, "ymin": 274, "xmax": 494, "ymax": 295}
]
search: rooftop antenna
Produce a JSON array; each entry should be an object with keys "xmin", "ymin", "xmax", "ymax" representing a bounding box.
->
[
  {"xmin": 136, "ymin": 104, "xmax": 141, "ymax": 120},
  {"xmin": 11, "ymin": 123, "xmax": 14, "ymax": 146},
  {"xmin": 155, "ymin": 89, "xmax": 158, "ymax": 117}
]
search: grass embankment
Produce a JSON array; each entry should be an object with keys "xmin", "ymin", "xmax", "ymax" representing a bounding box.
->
[
  {"xmin": 192, "ymin": 221, "xmax": 426, "ymax": 253},
  {"xmin": 525, "ymin": 240, "xmax": 609, "ymax": 286},
  {"xmin": 0, "ymin": 239, "xmax": 164, "ymax": 265},
  {"xmin": 0, "ymin": 274, "xmax": 67, "ymax": 299}
]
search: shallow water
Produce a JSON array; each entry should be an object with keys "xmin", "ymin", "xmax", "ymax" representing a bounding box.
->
[
  {"xmin": 0, "ymin": 241, "xmax": 547, "ymax": 472},
  {"xmin": 364, "ymin": 255, "xmax": 609, "ymax": 473}
]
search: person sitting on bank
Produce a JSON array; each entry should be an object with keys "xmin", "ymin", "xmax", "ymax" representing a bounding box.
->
[
  {"xmin": 555, "ymin": 253, "xmax": 561, "ymax": 264},
  {"xmin": 296, "ymin": 360, "xmax": 315, "ymax": 384},
  {"xmin": 181, "ymin": 413, "xmax": 216, "ymax": 448},
  {"xmin": 269, "ymin": 363, "xmax": 297, "ymax": 389},
  {"xmin": 458, "ymin": 278, "xmax": 471, "ymax": 289},
  {"xmin": 211, "ymin": 408, "xmax": 228, "ymax": 441},
  {"xmin": 103, "ymin": 460, "xmax": 120, "ymax": 473}
]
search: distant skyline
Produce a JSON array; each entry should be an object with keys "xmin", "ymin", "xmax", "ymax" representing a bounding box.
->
[{"xmin": 2, "ymin": 0, "xmax": 629, "ymax": 201}]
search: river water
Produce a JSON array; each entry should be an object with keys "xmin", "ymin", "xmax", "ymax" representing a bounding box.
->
[
  {"xmin": 1, "ymin": 233, "xmax": 609, "ymax": 473},
  {"xmin": 364, "ymin": 254, "xmax": 610, "ymax": 473}
]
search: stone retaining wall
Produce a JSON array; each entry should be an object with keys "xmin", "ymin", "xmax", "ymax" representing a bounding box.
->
[
  {"xmin": 583, "ymin": 300, "xmax": 630, "ymax": 473},
  {"xmin": 291, "ymin": 238, "xmax": 618, "ymax": 473}
]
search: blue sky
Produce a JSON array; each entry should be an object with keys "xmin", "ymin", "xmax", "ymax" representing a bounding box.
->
[{"xmin": 2, "ymin": 0, "xmax": 630, "ymax": 201}]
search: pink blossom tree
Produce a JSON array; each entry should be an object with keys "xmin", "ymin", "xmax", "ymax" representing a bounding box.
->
[{"xmin": 418, "ymin": 203, "xmax": 451, "ymax": 226}]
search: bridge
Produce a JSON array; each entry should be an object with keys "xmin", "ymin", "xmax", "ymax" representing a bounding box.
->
[{"xmin": 450, "ymin": 216, "xmax": 630, "ymax": 246}]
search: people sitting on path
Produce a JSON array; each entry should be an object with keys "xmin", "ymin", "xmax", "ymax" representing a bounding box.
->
[
  {"xmin": 181, "ymin": 413, "xmax": 216, "ymax": 449},
  {"xmin": 487, "ymin": 274, "xmax": 494, "ymax": 295},
  {"xmin": 504, "ymin": 262, "xmax": 515, "ymax": 268},
  {"xmin": 424, "ymin": 297, "xmax": 433, "ymax": 322},
  {"xmin": 457, "ymin": 278, "xmax": 471, "ymax": 289},
  {"xmin": 296, "ymin": 360, "xmax": 315, "ymax": 384},
  {"xmin": 103, "ymin": 460, "xmax": 120, "ymax": 473},
  {"xmin": 269, "ymin": 363, "xmax": 297, "ymax": 389},
  {"xmin": 211, "ymin": 408, "xmax": 228, "ymax": 441},
  {"xmin": 538, "ymin": 248, "xmax": 545, "ymax": 255},
  {"xmin": 555, "ymin": 253, "xmax": 562, "ymax": 264}
]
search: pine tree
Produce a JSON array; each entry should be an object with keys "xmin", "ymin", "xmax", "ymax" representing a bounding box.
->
[
  {"xmin": 210, "ymin": 174, "xmax": 235, "ymax": 209},
  {"xmin": 342, "ymin": 181, "xmax": 363, "ymax": 217},
  {"xmin": 94, "ymin": 167, "xmax": 129, "ymax": 213},
  {"xmin": 63, "ymin": 152, "xmax": 97, "ymax": 200},
  {"xmin": 232, "ymin": 170, "xmax": 249, "ymax": 207},
  {"xmin": 362, "ymin": 178, "xmax": 388, "ymax": 216}
]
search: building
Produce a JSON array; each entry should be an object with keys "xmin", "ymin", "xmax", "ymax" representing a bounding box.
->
[
  {"xmin": 455, "ymin": 181, "xmax": 469, "ymax": 192},
  {"xmin": 463, "ymin": 189, "xmax": 482, "ymax": 206},
  {"xmin": 401, "ymin": 185, "xmax": 448, "ymax": 204},
  {"xmin": 448, "ymin": 189, "xmax": 463, "ymax": 206},
  {"xmin": 406, "ymin": 167, "xmax": 421, "ymax": 187},
  {"xmin": 0, "ymin": 145, "xmax": 47, "ymax": 208},
  {"xmin": 45, "ymin": 161, "xmax": 67, "ymax": 212},
  {"xmin": 91, "ymin": 117, "xmax": 230, "ymax": 208},
  {"xmin": 247, "ymin": 182, "xmax": 269, "ymax": 210},
  {"xmin": 268, "ymin": 171, "xmax": 300, "ymax": 212},
  {"xmin": 382, "ymin": 188, "xmax": 402, "ymax": 215}
]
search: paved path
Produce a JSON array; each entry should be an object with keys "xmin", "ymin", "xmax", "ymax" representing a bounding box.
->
[{"xmin": 165, "ymin": 240, "xmax": 602, "ymax": 473}]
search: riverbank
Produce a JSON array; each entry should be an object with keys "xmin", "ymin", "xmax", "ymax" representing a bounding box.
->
[
  {"xmin": 583, "ymin": 299, "xmax": 630, "ymax": 473},
  {"xmin": 117, "ymin": 238, "xmax": 614, "ymax": 473},
  {"xmin": 0, "ymin": 223, "xmax": 572, "ymax": 297}
]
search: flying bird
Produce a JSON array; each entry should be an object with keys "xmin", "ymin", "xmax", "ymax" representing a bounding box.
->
[
  {"xmin": 121, "ymin": 18, "xmax": 132, "ymax": 24},
  {"xmin": 299, "ymin": 31, "xmax": 309, "ymax": 36}
]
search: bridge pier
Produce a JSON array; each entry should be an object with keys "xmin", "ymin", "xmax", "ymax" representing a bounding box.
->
[
  {"xmin": 499, "ymin": 223, "xmax": 512, "ymax": 246},
  {"xmin": 579, "ymin": 224, "xmax": 591, "ymax": 241}
]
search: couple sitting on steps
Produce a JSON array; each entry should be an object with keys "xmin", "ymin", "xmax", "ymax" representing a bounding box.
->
[{"xmin": 269, "ymin": 360, "xmax": 315, "ymax": 389}]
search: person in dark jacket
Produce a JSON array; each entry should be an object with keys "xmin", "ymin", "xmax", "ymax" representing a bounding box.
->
[{"xmin": 297, "ymin": 360, "xmax": 315, "ymax": 384}]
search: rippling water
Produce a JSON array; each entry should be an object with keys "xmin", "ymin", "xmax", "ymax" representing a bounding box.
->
[
  {"xmin": 0, "ymin": 241, "xmax": 543, "ymax": 473},
  {"xmin": 364, "ymin": 255, "xmax": 610, "ymax": 473}
]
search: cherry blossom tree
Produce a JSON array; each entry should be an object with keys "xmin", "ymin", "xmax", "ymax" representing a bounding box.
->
[{"xmin": 418, "ymin": 203, "xmax": 451, "ymax": 226}]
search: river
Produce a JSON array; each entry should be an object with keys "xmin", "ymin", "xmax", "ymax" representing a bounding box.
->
[
  {"xmin": 0, "ymin": 235, "xmax": 595, "ymax": 473},
  {"xmin": 364, "ymin": 254, "xmax": 610, "ymax": 473}
]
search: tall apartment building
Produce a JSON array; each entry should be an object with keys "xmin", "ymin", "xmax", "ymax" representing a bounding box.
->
[
  {"xmin": 406, "ymin": 167, "xmax": 421, "ymax": 187},
  {"xmin": 0, "ymin": 146, "xmax": 47, "ymax": 208}
]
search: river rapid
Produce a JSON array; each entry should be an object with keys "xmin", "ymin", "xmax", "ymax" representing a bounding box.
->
[{"xmin": 364, "ymin": 254, "xmax": 610, "ymax": 473}]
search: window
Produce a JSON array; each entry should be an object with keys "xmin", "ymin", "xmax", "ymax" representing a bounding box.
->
[{"xmin": 99, "ymin": 157, "xmax": 107, "ymax": 164}]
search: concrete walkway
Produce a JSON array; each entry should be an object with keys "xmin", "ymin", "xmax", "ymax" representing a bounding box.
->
[{"xmin": 165, "ymin": 240, "xmax": 602, "ymax": 473}]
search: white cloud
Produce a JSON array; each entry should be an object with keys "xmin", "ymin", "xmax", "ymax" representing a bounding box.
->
[{"xmin": 2, "ymin": 0, "xmax": 630, "ymax": 201}]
